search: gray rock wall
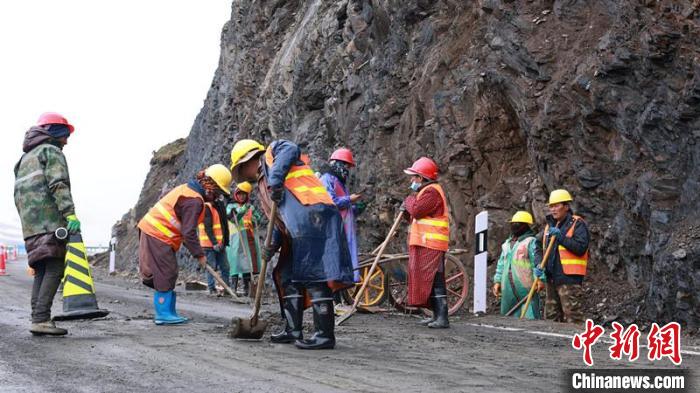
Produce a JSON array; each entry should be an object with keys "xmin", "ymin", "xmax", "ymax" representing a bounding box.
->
[{"xmin": 117, "ymin": 0, "xmax": 700, "ymax": 326}]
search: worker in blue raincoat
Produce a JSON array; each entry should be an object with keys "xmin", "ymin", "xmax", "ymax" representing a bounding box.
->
[
  {"xmin": 230, "ymin": 139, "xmax": 353, "ymax": 350},
  {"xmin": 320, "ymin": 148, "xmax": 366, "ymax": 284}
]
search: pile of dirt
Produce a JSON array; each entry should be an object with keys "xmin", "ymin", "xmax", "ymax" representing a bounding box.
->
[{"xmin": 113, "ymin": 0, "xmax": 699, "ymax": 327}]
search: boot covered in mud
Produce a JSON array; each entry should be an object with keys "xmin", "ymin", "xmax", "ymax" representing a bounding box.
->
[
  {"xmin": 231, "ymin": 276, "xmax": 239, "ymax": 294},
  {"xmin": 242, "ymin": 274, "xmax": 251, "ymax": 297},
  {"xmin": 154, "ymin": 290, "xmax": 187, "ymax": 325},
  {"xmin": 419, "ymin": 285, "xmax": 437, "ymax": 326},
  {"xmin": 170, "ymin": 291, "xmax": 188, "ymax": 323},
  {"xmin": 30, "ymin": 320, "xmax": 68, "ymax": 336},
  {"xmin": 427, "ymin": 286, "xmax": 449, "ymax": 329},
  {"xmin": 295, "ymin": 285, "xmax": 335, "ymax": 350},
  {"xmin": 271, "ymin": 284, "xmax": 303, "ymax": 343}
]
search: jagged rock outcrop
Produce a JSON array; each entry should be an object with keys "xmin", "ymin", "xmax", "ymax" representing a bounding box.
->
[{"xmin": 116, "ymin": 0, "xmax": 700, "ymax": 327}]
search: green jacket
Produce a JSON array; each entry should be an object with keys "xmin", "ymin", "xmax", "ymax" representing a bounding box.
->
[{"xmin": 14, "ymin": 127, "xmax": 75, "ymax": 239}]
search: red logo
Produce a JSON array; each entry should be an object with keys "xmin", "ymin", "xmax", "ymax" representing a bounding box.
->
[
  {"xmin": 572, "ymin": 320, "xmax": 683, "ymax": 366},
  {"xmin": 572, "ymin": 319, "xmax": 605, "ymax": 366},
  {"xmin": 609, "ymin": 322, "xmax": 640, "ymax": 362},
  {"xmin": 647, "ymin": 322, "xmax": 682, "ymax": 365}
]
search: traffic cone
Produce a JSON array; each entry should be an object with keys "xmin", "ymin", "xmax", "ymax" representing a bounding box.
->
[
  {"xmin": 0, "ymin": 247, "xmax": 7, "ymax": 276},
  {"xmin": 53, "ymin": 233, "xmax": 109, "ymax": 321}
]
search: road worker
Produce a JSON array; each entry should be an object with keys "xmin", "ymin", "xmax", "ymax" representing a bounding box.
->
[
  {"xmin": 230, "ymin": 139, "xmax": 353, "ymax": 349},
  {"xmin": 492, "ymin": 211, "xmax": 544, "ymax": 319},
  {"xmin": 543, "ymin": 189, "xmax": 590, "ymax": 324},
  {"xmin": 401, "ymin": 157, "xmax": 450, "ymax": 329},
  {"xmin": 199, "ymin": 194, "xmax": 230, "ymax": 296},
  {"xmin": 137, "ymin": 164, "xmax": 232, "ymax": 325},
  {"xmin": 14, "ymin": 112, "xmax": 79, "ymax": 336},
  {"xmin": 227, "ymin": 181, "xmax": 264, "ymax": 296}
]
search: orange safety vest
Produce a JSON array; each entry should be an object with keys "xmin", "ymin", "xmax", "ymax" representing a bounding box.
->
[
  {"xmin": 264, "ymin": 146, "xmax": 334, "ymax": 206},
  {"xmin": 198, "ymin": 202, "xmax": 224, "ymax": 248},
  {"xmin": 408, "ymin": 183, "xmax": 450, "ymax": 251},
  {"xmin": 544, "ymin": 215, "xmax": 589, "ymax": 276},
  {"xmin": 138, "ymin": 184, "xmax": 205, "ymax": 251},
  {"xmin": 242, "ymin": 208, "xmax": 254, "ymax": 231}
]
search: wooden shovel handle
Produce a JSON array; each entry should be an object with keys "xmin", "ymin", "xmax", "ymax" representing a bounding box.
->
[
  {"xmin": 204, "ymin": 264, "xmax": 247, "ymax": 304},
  {"xmin": 338, "ymin": 211, "xmax": 405, "ymax": 326},
  {"xmin": 251, "ymin": 202, "xmax": 277, "ymax": 325},
  {"xmin": 519, "ymin": 236, "xmax": 556, "ymax": 319}
]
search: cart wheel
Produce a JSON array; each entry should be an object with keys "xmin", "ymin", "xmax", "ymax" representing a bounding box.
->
[
  {"xmin": 387, "ymin": 254, "xmax": 469, "ymax": 316},
  {"xmin": 386, "ymin": 258, "xmax": 421, "ymax": 315},
  {"xmin": 342, "ymin": 263, "xmax": 388, "ymax": 307}
]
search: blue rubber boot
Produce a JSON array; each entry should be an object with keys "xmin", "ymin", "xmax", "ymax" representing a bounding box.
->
[
  {"xmin": 170, "ymin": 291, "xmax": 188, "ymax": 323},
  {"xmin": 153, "ymin": 291, "xmax": 187, "ymax": 325}
]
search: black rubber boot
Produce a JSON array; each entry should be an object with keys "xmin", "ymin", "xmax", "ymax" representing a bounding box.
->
[
  {"xmin": 427, "ymin": 286, "xmax": 449, "ymax": 329},
  {"xmin": 295, "ymin": 285, "xmax": 335, "ymax": 350},
  {"xmin": 419, "ymin": 284, "xmax": 437, "ymax": 326},
  {"xmin": 242, "ymin": 273, "xmax": 251, "ymax": 297},
  {"xmin": 271, "ymin": 285, "xmax": 303, "ymax": 344},
  {"xmin": 230, "ymin": 276, "xmax": 239, "ymax": 294}
]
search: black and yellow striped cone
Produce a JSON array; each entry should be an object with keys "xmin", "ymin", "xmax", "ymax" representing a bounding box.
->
[{"xmin": 53, "ymin": 233, "xmax": 110, "ymax": 321}]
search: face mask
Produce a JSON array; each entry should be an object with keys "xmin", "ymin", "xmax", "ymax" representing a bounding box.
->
[{"xmin": 410, "ymin": 182, "xmax": 421, "ymax": 192}]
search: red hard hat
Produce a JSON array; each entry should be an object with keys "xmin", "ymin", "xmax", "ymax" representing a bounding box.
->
[
  {"xmin": 330, "ymin": 148, "xmax": 355, "ymax": 167},
  {"xmin": 37, "ymin": 112, "xmax": 74, "ymax": 133},
  {"xmin": 404, "ymin": 157, "xmax": 439, "ymax": 180}
]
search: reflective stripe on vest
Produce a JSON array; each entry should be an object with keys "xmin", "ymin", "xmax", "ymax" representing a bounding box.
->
[
  {"xmin": 242, "ymin": 208, "xmax": 254, "ymax": 231},
  {"xmin": 408, "ymin": 183, "xmax": 450, "ymax": 251},
  {"xmin": 264, "ymin": 147, "xmax": 334, "ymax": 206},
  {"xmin": 544, "ymin": 215, "xmax": 588, "ymax": 276},
  {"xmin": 198, "ymin": 202, "xmax": 224, "ymax": 248},
  {"xmin": 138, "ymin": 184, "xmax": 205, "ymax": 251}
]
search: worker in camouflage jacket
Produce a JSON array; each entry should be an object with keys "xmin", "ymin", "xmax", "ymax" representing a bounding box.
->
[{"xmin": 14, "ymin": 112, "xmax": 81, "ymax": 336}]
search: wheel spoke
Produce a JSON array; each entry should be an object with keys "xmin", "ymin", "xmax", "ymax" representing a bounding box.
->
[
  {"xmin": 446, "ymin": 272, "xmax": 463, "ymax": 284},
  {"xmin": 447, "ymin": 288, "xmax": 461, "ymax": 298}
]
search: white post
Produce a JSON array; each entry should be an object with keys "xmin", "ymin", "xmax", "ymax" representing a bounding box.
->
[
  {"xmin": 473, "ymin": 211, "xmax": 488, "ymax": 314},
  {"xmin": 108, "ymin": 236, "xmax": 117, "ymax": 274}
]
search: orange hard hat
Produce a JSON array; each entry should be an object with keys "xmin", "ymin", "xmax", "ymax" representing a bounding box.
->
[
  {"xmin": 404, "ymin": 157, "xmax": 439, "ymax": 180},
  {"xmin": 37, "ymin": 112, "xmax": 74, "ymax": 133},
  {"xmin": 330, "ymin": 148, "xmax": 355, "ymax": 167}
]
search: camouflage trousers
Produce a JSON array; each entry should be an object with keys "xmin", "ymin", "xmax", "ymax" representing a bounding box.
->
[{"xmin": 545, "ymin": 282, "xmax": 584, "ymax": 323}]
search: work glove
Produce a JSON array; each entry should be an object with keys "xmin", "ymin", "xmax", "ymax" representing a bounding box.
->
[
  {"xmin": 533, "ymin": 267, "xmax": 545, "ymax": 280},
  {"xmin": 356, "ymin": 201, "xmax": 367, "ymax": 215},
  {"xmin": 261, "ymin": 245, "xmax": 277, "ymax": 262},
  {"xmin": 213, "ymin": 244, "xmax": 222, "ymax": 252},
  {"xmin": 548, "ymin": 227, "xmax": 562, "ymax": 241},
  {"xmin": 66, "ymin": 214, "xmax": 81, "ymax": 234},
  {"xmin": 270, "ymin": 186, "xmax": 284, "ymax": 203}
]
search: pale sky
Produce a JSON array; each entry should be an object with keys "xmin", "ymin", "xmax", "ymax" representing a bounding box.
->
[{"xmin": 0, "ymin": 1, "xmax": 231, "ymax": 246}]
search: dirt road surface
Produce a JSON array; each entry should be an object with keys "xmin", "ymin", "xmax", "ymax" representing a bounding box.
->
[{"xmin": 1, "ymin": 257, "xmax": 697, "ymax": 393}]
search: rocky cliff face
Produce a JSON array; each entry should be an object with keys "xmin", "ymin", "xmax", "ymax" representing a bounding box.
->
[{"xmin": 116, "ymin": 0, "xmax": 700, "ymax": 327}]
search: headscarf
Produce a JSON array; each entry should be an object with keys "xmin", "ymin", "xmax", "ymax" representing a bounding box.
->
[
  {"xmin": 196, "ymin": 170, "xmax": 220, "ymax": 202},
  {"xmin": 329, "ymin": 160, "xmax": 350, "ymax": 183}
]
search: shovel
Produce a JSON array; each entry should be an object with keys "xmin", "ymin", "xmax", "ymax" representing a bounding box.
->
[
  {"xmin": 519, "ymin": 236, "xmax": 556, "ymax": 319},
  {"xmin": 336, "ymin": 211, "xmax": 404, "ymax": 326},
  {"xmin": 229, "ymin": 202, "xmax": 277, "ymax": 339}
]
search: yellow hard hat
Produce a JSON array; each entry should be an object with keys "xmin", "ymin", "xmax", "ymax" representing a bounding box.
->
[
  {"xmin": 205, "ymin": 164, "xmax": 233, "ymax": 195},
  {"xmin": 548, "ymin": 189, "xmax": 573, "ymax": 205},
  {"xmin": 236, "ymin": 181, "xmax": 253, "ymax": 194},
  {"xmin": 230, "ymin": 139, "xmax": 265, "ymax": 181},
  {"xmin": 510, "ymin": 211, "xmax": 534, "ymax": 225}
]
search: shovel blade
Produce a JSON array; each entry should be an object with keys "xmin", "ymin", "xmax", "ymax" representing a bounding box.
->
[
  {"xmin": 335, "ymin": 309, "xmax": 356, "ymax": 326},
  {"xmin": 229, "ymin": 316, "xmax": 268, "ymax": 340}
]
